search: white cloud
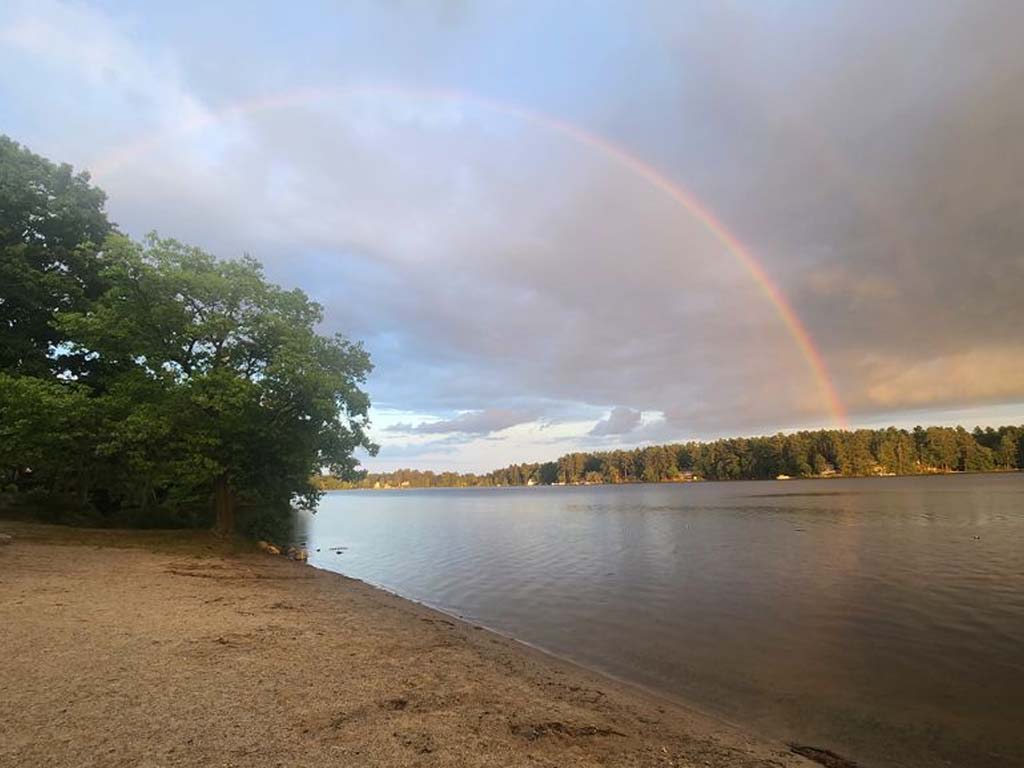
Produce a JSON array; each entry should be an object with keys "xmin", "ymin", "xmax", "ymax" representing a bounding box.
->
[{"xmin": 1, "ymin": 0, "xmax": 209, "ymax": 133}]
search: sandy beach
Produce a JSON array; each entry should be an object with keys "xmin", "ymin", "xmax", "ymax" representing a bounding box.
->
[{"xmin": 0, "ymin": 523, "xmax": 826, "ymax": 768}]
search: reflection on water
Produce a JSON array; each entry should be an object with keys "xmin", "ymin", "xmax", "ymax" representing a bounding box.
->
[{"xmin": 295, "ymin": 474, "xmax": 1024, "ymax": 768}]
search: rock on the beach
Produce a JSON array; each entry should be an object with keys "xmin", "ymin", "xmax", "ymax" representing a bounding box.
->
[
  {"xmin": 0, "ymin": 533, "xmax": 13, "ymax": 545},
  {"xmin": 256, "ymin": 540, "xmax": 281, "ymax": 556}
]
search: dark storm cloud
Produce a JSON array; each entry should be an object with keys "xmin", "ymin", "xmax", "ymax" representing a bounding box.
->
[{"xmin": 600, "ymin": 1, "xmax": 1024, "ymax": 417}]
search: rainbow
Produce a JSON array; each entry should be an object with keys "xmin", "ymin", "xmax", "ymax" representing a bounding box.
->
[{"xmin": 90, "ymin": 85, "xmax": 848, "ymax": 428}]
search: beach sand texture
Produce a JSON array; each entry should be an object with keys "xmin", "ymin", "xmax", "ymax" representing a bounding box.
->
[{"xmin": 0, "ymin": 524, "xmax": 820, "ymax": 768}]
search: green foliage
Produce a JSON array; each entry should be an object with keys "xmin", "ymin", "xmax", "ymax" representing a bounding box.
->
[
  {"xmin": 0, "ymin": 136, "xmax": 112, "ymax": 377},
  {"xmin": 0, "ymin": 138, "xmax": 376, "ymax": 534}
]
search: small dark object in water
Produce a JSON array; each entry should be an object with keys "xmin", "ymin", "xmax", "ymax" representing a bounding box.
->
[{"xmin": 789, "ymin": 743, "xmax": 859, "ymax": 768}]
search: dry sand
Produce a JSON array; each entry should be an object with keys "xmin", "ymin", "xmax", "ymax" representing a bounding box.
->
[{"xmin": 0, "ymin": 523, "xmax": 826, "ymax": 768}]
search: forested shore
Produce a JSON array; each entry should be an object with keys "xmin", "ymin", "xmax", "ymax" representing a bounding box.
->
[{"xmin": 317, "ymin": 424, "xmax": 1024, "ymax": 490}]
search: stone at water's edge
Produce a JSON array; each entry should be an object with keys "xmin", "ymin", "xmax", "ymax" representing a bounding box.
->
[{"xmin": 0, "ymin": 533, "xmax": 13, "ymax": 545}]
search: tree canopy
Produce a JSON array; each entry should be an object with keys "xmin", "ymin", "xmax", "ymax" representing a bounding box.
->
[
  {"xmin": 1, "ymin": 137, "xmax": 376, "ymax": 536},
  {"xmin": 0, "ymin": 135, "xmax": 112, "ymax": 378}
]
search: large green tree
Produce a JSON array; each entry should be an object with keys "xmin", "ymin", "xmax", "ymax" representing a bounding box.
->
[
  {"xmin": 1, "ymin": 138, "xmax": 376, "ymax": 535},
  {"xmin": 0, "ymin": 136, "xmax": 112, "ymax": 377},
  {"xmin": 58, "ymin": 234, "xmax": 377, "ymax": 533}
]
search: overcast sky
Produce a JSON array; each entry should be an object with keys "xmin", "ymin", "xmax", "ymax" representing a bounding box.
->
[{"xmin": 2, "ymin": 1, "xmax": 1022, "ymax": 471}]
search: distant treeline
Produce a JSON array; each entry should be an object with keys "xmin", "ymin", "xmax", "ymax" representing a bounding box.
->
[{"xmin": 316, "ymin": 425, "xmax": 1024, "ymax": 490}]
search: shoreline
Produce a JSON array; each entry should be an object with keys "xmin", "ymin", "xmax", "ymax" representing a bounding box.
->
[
  {"xmin": 321, "ymin": 568, "xmax": 766, "ymax": 741},
  {"xmin": 322, "ymin": 468, "xmax": 1021, "ymax": 492},
  {"xmin": 0, "ymin": 522, "xmax": 829, "ymax": 768}
]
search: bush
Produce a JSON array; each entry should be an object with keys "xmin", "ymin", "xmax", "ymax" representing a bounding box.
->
[
  {"xmin": 13, "ymin": 489, "xmax": 102, "ymax": 526},
  {"xmin": 238, "ymin": 502, "xmax": 295, "ymax": 545}
]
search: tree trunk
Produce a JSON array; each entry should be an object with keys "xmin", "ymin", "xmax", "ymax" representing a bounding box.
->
[{"xmin": 214, "ymin": 475, "xmax": 235, "ymax": 537}]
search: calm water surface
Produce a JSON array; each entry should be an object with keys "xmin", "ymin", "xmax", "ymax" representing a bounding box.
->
[{"xmin": 296, "ymin": 474, "xmax": 1024, "ymax": 767}]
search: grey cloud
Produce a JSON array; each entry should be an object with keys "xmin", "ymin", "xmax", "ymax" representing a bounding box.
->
[
  {"xmin": 589, "ymin": 407, "xmax": 642, "ymax": 437},
  {"xmin": 385, "ymin": 408, "xmax": 541, "ymax": 436}
]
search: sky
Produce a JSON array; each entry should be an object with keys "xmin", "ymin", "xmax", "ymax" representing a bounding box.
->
[{"xmin": 2, "ymin": 1, "xmax": 1022, "ymax": 472}]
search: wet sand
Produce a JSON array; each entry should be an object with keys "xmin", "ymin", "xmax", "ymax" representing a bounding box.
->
[{"xmin": 0, "ymin": 523, "xmax": 824, "ymax": 768}]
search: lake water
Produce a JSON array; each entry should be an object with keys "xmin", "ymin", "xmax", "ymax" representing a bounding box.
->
[{"xmin": 295, "ymin": 474, "xmax": 1024, "ymax": 768}]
